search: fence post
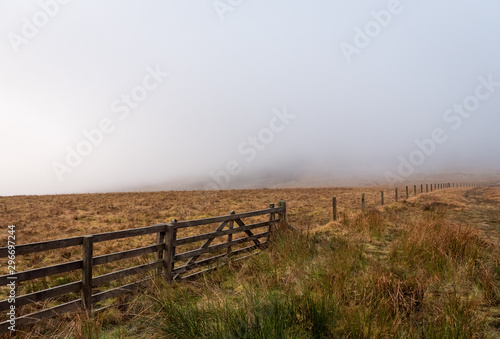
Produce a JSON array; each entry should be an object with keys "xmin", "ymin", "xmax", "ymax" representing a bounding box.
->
[
  {"xmin": 82, "ymin": 235, "xmax": 93, "ymax": 314},
  {"xmin": 227, "ymin": 211, "xmax": 235, "ymax": 256},
  {"xmin": 165, "ymin": 220, "xmax": 177, "ymax": 282},
  {"xmin": 421, "ymin": 184, "xmax": 423, "ymax": 193},
  {"xmin": 361, "ymin": 193, "xmax": 365, "ymax": 211},
  {"xmin": 156, "ymin": 228, "xmax": 166, "ymax": 276},
  {"xmin": 332, "ymin": 197, "xmax": 337, "ymax": 221},
  {"xmin": 426, "ymin": 184, "xmax": 428, "ymax": 193},
  {"xmin": 381, "ymin": 191, "xmax": 384, "ymax": 206},
  {"xmin": 278, "ymin": 200, "xmax": 287, "ymax": 226},
  {"xmin": 406, "ymin": 186, "xmax": 409, "ymax": 199},
  {"xmin": 414, "ymin": 185, "xmax": 417, "ymax": 196},
  {"xmin": 395, "ymin": 188, "xmax": 398, "ymax": 202},
  {"xmin": 269, "ymin": 204, "xmax": 275, "ymax": 237}
]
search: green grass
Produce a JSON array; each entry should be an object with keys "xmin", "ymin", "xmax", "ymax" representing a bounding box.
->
[{"xmin": 136, "ymin": 193, "xmax": 499, "ymax": 338}]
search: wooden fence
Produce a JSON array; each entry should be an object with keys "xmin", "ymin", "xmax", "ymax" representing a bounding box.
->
[
  {"xmin": 332, "ymin": 182, "xmax": 477, "ymax": 218},
  {"xmin": 0, "ymin": 201, "xmax": 286, "ymax": 332}
]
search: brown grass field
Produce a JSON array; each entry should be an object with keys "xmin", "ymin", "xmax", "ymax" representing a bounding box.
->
[{"xmin": 0, "ymin": 185, "xmax": 499, "ymax": 338}]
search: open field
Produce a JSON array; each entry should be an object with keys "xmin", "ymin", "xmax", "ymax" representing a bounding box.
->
[{"xmin": 1, "ymin": 185, "xmax": 499, "ymax": 337}]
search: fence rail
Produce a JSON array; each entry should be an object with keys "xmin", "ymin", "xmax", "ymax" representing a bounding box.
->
[{"xmin": 0, "ymin": 202, "xmax": 286, "ymax": 332}]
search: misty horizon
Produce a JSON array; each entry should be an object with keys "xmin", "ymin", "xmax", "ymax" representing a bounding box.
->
[{"xmin": 2, "ymin": 1, "xmax": 500, "ymax": 196}]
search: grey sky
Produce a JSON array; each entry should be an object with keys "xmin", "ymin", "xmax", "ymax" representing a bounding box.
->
[{"xmin": 1, "ymin": 0, "xmax": 499, "ymax": 196}]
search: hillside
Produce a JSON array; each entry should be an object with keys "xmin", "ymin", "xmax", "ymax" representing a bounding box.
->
[{"xmin": 1, "ymin": 186, "xmax": 499, "ymax": 338}]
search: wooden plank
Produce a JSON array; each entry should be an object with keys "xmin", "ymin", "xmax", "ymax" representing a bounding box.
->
[
  {"xmin": 173, "ymin": 207, "xmax": 282, "ymax": 229},
  {"xmin": 175, "ymin": 221, "xmax": 270, "ymax": 246},
  {"xmin": 92, "ymin": 261, "xmax": 161, "ymax": 287},
  {"xmin": 82, "ymin": 236, "xmax": 93, "ymax": 313},
  {"xmin": 268, "ymin": 204, "xmax": 275, "ymax": 238},
  {"xmin": 0, "ymin": 281, "xmax": 81, "ymax": 311},
  {"xmin": 92, "ymin": 223, "xmax": 167, "ymax": 243},
  {"xmin": 0, "ymin": 260, "xmax": 82, "ymax": 285},
  {"xmin": 173, "ymin": 253, "xmax": 226, "ymax": 277},
  {"xmin": 0, "ymin": 209, "xmax": 281, "ymax": 257},
  {"xmin": 155, "ymin": 231, "xmax": 165, "ymax": 276},
  {"xmin": 173, "ymin": 243, "xmax": 263, "ymax": 277},
  {"xmin": 278, "ymin": 201, "xmax": 287, "ymax": 225},
  {"xmin": 182, "ymin": 220, "xmax": 229, "ymax": 269},
  {"xmin": 0, "ymin": 237, "xmax": 83, "ymax": 257},
  {"xmin": 235, "ymin": 219, "xmax": 262, "ymax": 247},
  {"xmin": 93, "ymin": 244, "xmax": 164, "ymax": 266},
  {"xmin": 227, "ymin": 211, "xmax": 235, "ymax": 256},
  {"xmin": 180, "ymin": 246, "xmax": 263, "ymax": 281},
  {"xmin": 91, "ymin": 277, "xmax": 151, "ymax": 305},
  {"xmin": 174, "ymin": 232, "xmax": 268, "ymax": 261},
  {"xmin": 0, "ymin": 299, "xmax": 81, "ymax": 332},
  {"xmin": 164, "ymin": 222, "xmax": 176, "ymax": 282}
]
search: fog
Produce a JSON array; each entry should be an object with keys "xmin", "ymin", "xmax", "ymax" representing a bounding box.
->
[{"xmin": 1, "ymin": 1, "xmax": 500, "ymax": 196}]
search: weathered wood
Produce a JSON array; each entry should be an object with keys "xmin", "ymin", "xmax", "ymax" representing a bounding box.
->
[
  {"xmin": 173, "ymin": 253, "xmax": 227, "ymax": 277},
  {"xmin": 156, "ymin": 231, "xmax": 166, "ymax": 276},
  {"xmin": 91, "ymin": 277, "xmax": 151, "ymax": 305},
  {"xmin": 0, "ymin": 281, "xmax": 81, "ymax": 311},
  {"xmin": 0, "ymin": 246, "xmax": 163, "ymax": 286},
  {"xmin": 278, "ymin": 201, "xmax": 287, "ymax": 225},
  {"xmin": 92, "ymin": 261, "xmax": 160, "ymax": 287},
  {"xmin": 93, "ymin": 244, "xmax": 164, "ymax": 266},
  {"xmin": 92, "ymin": 223, "xmax": 167, "ymax": 243},
  {"xmin": 0, "ymin": 260, "xmax": 82, "ymax": 285},
  {"xmin": 234, "ymin": 218, "xmax": 263, "ymax": 247},
  {"xmin": 414, "ymin": 185, "xmax": 417, "ymax": 196},
  {"xmin": 0, "ymin": 204, "xmax": 283, "ymax": 333},
  {"xmin": 381, "ymin": 191, "xmax": 384, "ymax": 205},
  {"xmin": 182, "ymin": 220, "xmax": 229, "ymax": 270},
  {"xmin": 268, "ymin": 204, "xmax": 275, "ymax": 237},
  {"xmin": 164, "ymin": 221, "xmax": 177, "ymax": 282},
  {"xmin": 227, "ymin": 211, "xmax": 235, "ymax": 256},
  {"xmin": 421, "ymin": 184, "xmax": 423, "ymax": 193},
  {"xmin": 180, "ymin": 247, "xmax": 263, "ymax": 281},
  {"xmin": 395, "ymin": 188, "xmax": 398, "ymax": 202},
  {"xmin": 174, "ymin": 232, "xmax": 268, "ymax": 261},
  {"xmin": 0, "ymin": 236, "xmax": 83, "ymax": 257},
  {"xmin": 332, "ymin": 197, "xmax": 337, "ymax": 221},
  {"xmin": 175, "ymin": 221, "xmax": 270, "ymax": 246},
  {"xmin": 406, "ymin": 186, "xmax": 409, "ymax": 198},
  {"xmin": 0, "ymin": 299, "xmax": 81, "ymax": 332},
  {"xmin": 173, "ymin": 208, "xmax": 282, "ymax": 229},
  {"xmin": 426, "ymin": 184, "xmax": 429, "ymax": 192},
  {"xmin": 173, "ymin": 243, "xmax": 262, "ymax": 277},
  {"xmin": 82, "ymin": 236, "xmax": 93, "ymax": 314},
  {"xmin": 361, "ymin": 193, "xmax": 365, "ymax": 211}
]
